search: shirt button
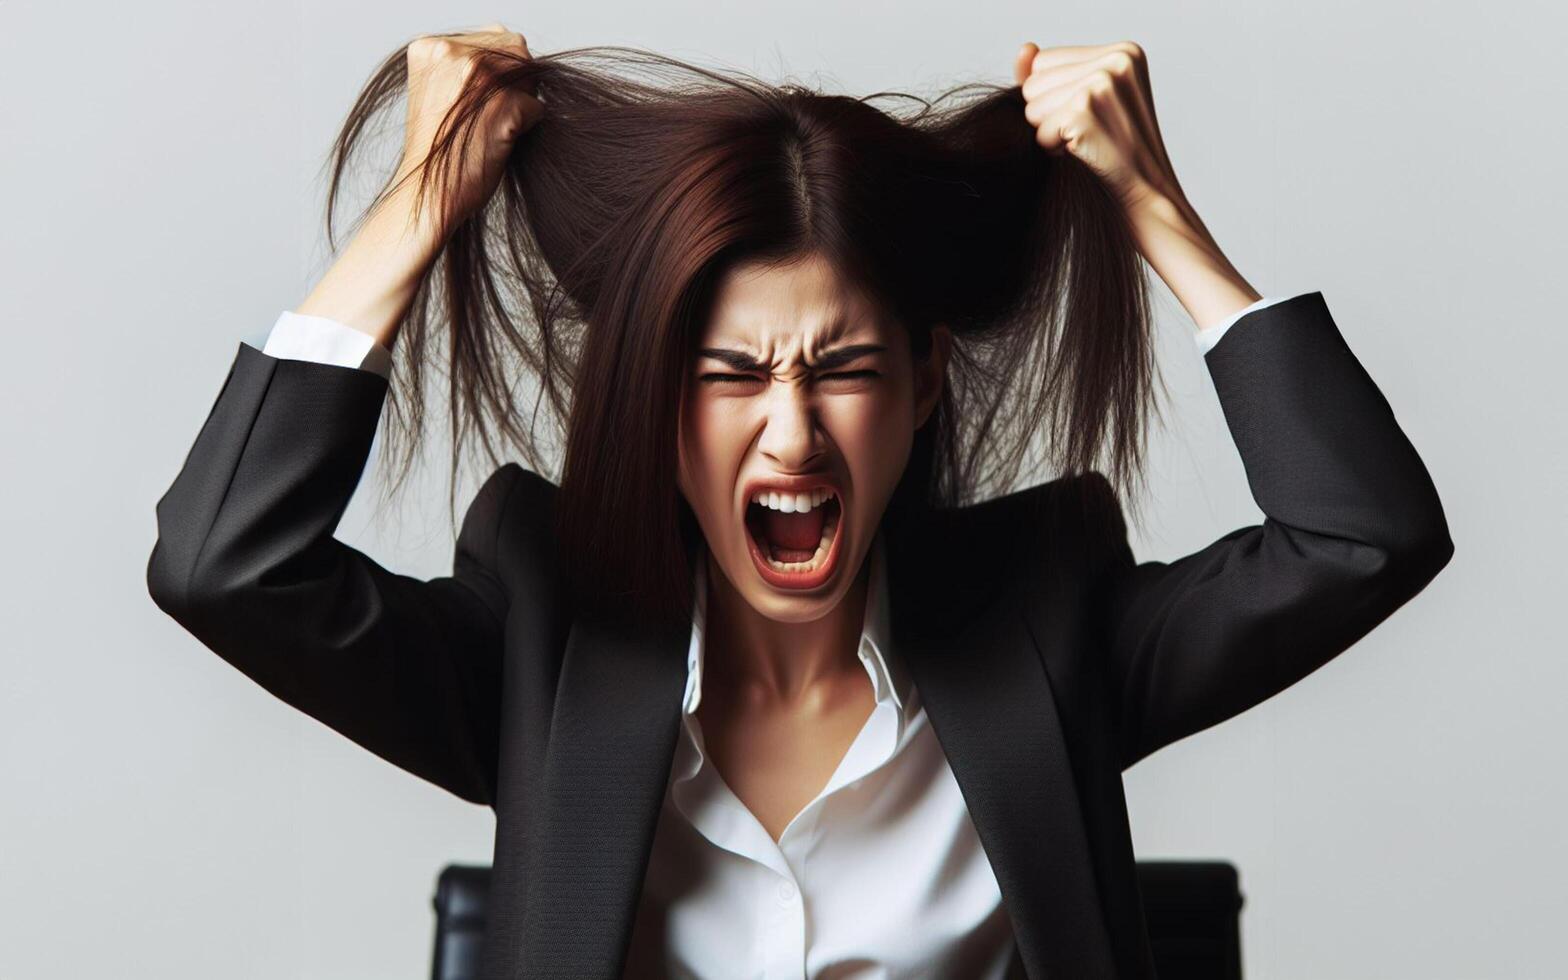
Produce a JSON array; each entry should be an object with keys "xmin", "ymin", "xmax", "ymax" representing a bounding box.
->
[{"xmin": 777, "ymin": 879, "xmax": 797, "ymax": 903}]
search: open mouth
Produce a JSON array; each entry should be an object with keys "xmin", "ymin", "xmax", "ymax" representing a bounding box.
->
[{"xmin": 742, "ymin": 487, "xmax": 844, "ymax": 591}]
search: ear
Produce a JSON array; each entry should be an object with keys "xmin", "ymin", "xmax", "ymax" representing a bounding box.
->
[{"xmin": 913, "ymin": 323, "xmax": 951, "ymax": 430}]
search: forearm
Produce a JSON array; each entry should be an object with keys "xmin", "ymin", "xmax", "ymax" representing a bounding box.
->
[
  {"xmin": 294, "ymin": 180, "xmax": 444, "ymax": 351},
  {"xmin": 1091, "ymin": 291, "xmax": 1453, "ymax": 767},
  {"xmin": 1124, "ymin": 190, "xmax": 1262, "ymax": 332},
  {"xmin": 146, "ymin": 339, "xmax": 516, "ymax": 805}
]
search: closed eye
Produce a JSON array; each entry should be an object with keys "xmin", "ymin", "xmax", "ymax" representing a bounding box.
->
[
  {"xmin": 697, "ymin": 370, "xmax": 879, "ymax": 385},
  {"xmin": 819, "ymin": 370, "xmax": 878, "ymax": 382}
]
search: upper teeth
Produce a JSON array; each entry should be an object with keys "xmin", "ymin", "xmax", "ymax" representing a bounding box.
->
[{"xmin": 752, "ymin": 488, "xmax": 836, "ymax": 513}]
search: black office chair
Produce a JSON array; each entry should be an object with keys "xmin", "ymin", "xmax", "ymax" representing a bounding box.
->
[
  {"xmin": 1135, "ymin": 860, "xmax": 1245, "ymax": 978},
  {"xmin": 430, "ymin": 860, "xmax": 1244, "ymax": 979}
]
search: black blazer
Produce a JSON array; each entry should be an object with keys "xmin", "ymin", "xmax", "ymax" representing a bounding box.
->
[{"xmin": 147, "ymin": 290, "xmax": 1452, "ymax": 979}]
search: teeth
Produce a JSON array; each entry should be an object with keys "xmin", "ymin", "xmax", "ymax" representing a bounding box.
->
[
  {"xmin": 752, "ymin": 487, "xmax": 837, "ymax": 512},
  {"xmin": 763, "ymin": 509, "xmax": 839, "ymax": 574}
]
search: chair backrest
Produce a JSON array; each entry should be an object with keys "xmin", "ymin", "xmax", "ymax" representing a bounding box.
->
[
  {"xmin": 430, "ymin": 860, "xmax": 1244, "ymax": 979},
  {"xmin": 429, "ymin": 865, "xmax": 491, "ymax": 980},
  {"xmin": 1134, "ymin": 860, "xmax": 1245, "ymax": 979}
]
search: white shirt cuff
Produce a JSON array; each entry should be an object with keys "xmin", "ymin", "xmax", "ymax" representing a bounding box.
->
[
  {"xmin": 261, "ymin": 310, "xmax": 393, "ymax": 379},
  {"xmin": 1194, "ymin": 293, "xmax": 1302, "ymax": 355}
]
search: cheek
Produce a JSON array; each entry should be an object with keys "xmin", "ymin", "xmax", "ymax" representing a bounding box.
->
[
  {"xmin": 679, "ymin": 395, "xmax": 748, "ymax": 511},
  {"xmin": 822, "ymin": 387, "xmax": 915, "ymax": 487}
]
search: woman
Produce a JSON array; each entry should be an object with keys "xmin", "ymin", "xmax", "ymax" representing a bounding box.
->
[{"xmin": 146, "ymin": 26, "xmax": 1453, "ymax": 979}]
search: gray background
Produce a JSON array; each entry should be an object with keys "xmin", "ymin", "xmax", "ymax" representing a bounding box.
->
[{"xmin": 3, "ymin": 0, "xmax": 1561, "ymax": 977}]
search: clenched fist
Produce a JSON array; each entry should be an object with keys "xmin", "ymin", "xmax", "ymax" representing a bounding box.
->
[
  {"xmin": 393, "ymin": 22, "xmax": 545, "ymax": 236},
  {"xmin": 1013, "ymin": 41, "xmax": 1178, "ymax": 215}
]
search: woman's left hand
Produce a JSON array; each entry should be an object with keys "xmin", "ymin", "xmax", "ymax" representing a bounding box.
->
[
  {"xmin": 1013, "ymin": 40, "xmax": 1177, "ymax": 215},
  {"xmin": 1015, "ymin": 40, "xmax": 1266, "ymax": 331}
]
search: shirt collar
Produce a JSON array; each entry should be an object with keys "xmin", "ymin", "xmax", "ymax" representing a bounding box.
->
[{"xmin": 682, "ymin": 529, "xmax": 909, "ymax": 720}]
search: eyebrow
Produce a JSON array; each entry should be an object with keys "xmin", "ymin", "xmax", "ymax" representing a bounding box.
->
[{"xmin": 696, "ymin": 343, "xmax": 888, "ymax": 372}]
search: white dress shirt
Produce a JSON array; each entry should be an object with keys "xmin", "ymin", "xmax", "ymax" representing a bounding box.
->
[
  {"xmin": 622, "ymin": 534, "xmax": 1015, "ymax": 979},
  {"xmin": 251, "ymin": 290, "xmax": 1301, "ymax": 977}
]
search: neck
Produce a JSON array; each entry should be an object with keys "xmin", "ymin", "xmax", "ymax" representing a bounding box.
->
[{"xmin": 701, "ymin": 546, "xmax": 872, "ymax": 708}]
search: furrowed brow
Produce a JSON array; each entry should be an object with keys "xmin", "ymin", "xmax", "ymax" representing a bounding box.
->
[
  {"xmin": 697, "ymin": 348, "xmax": 767, "ymax": 371},
  {"xmin": 813, "ymin": 344, "xmax": 886, "ymax": 370},
  {"xmin": 697, "ymin": 343, "xmax": 886, "ymax": 372}
]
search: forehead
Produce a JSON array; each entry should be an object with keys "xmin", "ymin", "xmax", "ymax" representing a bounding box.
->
[{"xmin": 697, "ymin": 253, "xmax": 892, "ymax": 352}]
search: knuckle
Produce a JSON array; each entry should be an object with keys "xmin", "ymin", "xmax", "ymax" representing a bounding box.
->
[
  {"xmin": 1106, "ymin": 50, "xmax": 1137, "ymax": 76},
  {"xmin": 459, "ymin": 52, "xmax": 493, "ymax": 81},
  {"xmin": 1117, "ymin": 40, "xmax": 1145, "ymax": 62}
]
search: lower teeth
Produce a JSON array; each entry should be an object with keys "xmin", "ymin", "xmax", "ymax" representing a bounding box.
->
[{"xmin": 765, "ymin": 512, "xmax": 837, "ymax": 574}]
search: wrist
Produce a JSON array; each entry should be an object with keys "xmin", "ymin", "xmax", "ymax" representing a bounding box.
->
[
  {"xmin": 1124, "ymin": 185, "xmax": 1198, "ymax": 238},
  {"xmin": 362, "ymin": 181, "xmax": 447, "ymax": 268},
  {"xmin": 1120, "ymin": 188, "xmax": 1260, "ymax": 330},
  {"xmin": 294, "ymin": 198, "xmax": 442, "ymax": 348}
]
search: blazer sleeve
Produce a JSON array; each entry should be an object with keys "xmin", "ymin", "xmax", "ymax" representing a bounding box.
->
[
  {"xmin": 1086, "ymin": 291, "xmax": 1455, "ymax": 770},
  {"xmin": 145, "ymin": 340, "xmax": 524, "ymax": 806}
]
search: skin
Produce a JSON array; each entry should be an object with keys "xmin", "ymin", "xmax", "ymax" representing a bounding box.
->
[
  {"xmin": 675, "ymin": 254, "xmax": 949, "ymax": 841},
  {"xmin": 1012, "ymin": 40, "xmax": 1264, "ymax": 328},
  {"xmin": 296, "ymin": 24, "xmax": 541, "ymax": 341},
  {"xmin": 295, "ymin": 25, "xmax": 1266, "ymax": 839}
]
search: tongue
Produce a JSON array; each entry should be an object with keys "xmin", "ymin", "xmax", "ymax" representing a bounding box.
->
[{"xmin": 760, "ymin": 506, "xmax": 826, "ymax": 559}]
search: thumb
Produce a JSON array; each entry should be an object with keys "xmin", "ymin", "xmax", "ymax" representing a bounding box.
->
[{"xmin": 1014, "ymin": 42, "xmax": 1038, "ymax": 88}]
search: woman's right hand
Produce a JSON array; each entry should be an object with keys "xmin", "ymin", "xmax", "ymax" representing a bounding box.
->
[
  {"xmin": 294, "ymin": 24, "xmax": 542, "ymax": 344},
  {"xmin": 389, "ymin": 23, "xmax": 544, "ymax": 240}
]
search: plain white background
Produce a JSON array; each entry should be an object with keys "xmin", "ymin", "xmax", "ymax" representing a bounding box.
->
[{"xmin": 2, "ymin": 0, "xmax": 1562, "ymax": 977}]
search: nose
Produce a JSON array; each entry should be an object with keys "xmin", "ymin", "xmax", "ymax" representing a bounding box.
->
[{"xmin": 756, "ymin": 380, "xmax": 826, "ymax": 471}]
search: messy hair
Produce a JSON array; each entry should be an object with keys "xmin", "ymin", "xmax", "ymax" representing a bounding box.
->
[{"xmin": 322, "ymin": 42, "xmax": 1157, "ymax": 628}]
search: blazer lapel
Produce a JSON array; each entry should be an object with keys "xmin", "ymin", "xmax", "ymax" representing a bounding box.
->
[
  {"xmin": 507, "ymin": 495, "xmax": 1119, "ymax": 977},
  {"xmin": 884, "ymin": 507, "xmax": 1118, "ymax": 979},
  {"xmin": 515, "ymin": 609, "xmax": 691, "ymax": 977}
]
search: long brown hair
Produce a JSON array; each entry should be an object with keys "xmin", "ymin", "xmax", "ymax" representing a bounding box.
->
[{"xmin": 322, "ymin": 42, "xmax": 1158, "ymax": 630}]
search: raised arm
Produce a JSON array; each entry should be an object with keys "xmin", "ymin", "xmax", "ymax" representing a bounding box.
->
[
  {"xmin": 146, "ymin": 342, "xmax": 529, "ymax": 805},
  {"xmin": 1086, "ymin": 292, "xmax": 1454, "ymax": 769},
  {"xmin": 1007, "ymin": 43, "xmax": 1452, "ymax": 765},
  {"xmin": 146, "ymin": 25, "xmax": 547, "ymax": 804}
]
